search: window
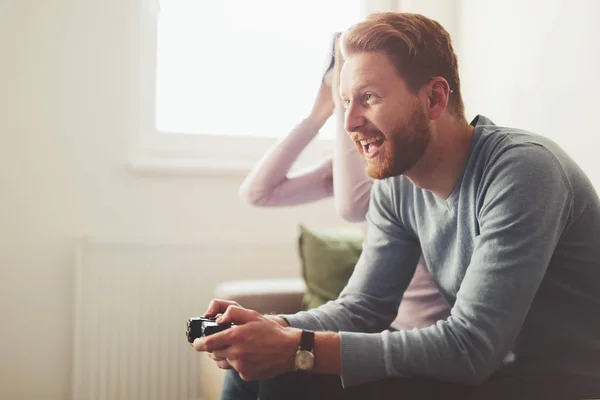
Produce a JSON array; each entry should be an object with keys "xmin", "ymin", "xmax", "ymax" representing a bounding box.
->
[
  {"xmin": 131, "ymin": 0, "xmax": 367, "ymax": 172},
  {"xmin": 157, "ymin": 1, "xmax": 362, "ymax": 139}
]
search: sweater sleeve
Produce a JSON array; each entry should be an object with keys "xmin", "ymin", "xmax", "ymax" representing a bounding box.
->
[
  {"xmin": 285, "ymin": 144, "xmax": 573, "ymax": 387},
  {"xmin": 332, "ymin": 106, "xmax": 372, "ymax": 222},
  {"xmin": 282, "ymin": 178, "xmax": 423, "ymax": 383},
  {"xmin": 238, "ymin": 118, "xmax": 333, "ymax": 207}
]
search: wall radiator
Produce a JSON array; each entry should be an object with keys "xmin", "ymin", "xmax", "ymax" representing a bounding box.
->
[{"xmin": 71, "ymin": 236, "xmax": 296, "ymax": 400}]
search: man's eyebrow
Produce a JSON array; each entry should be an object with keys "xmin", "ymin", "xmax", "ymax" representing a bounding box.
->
[
  {"xmin": 351, "ymin": 82, "xmax": 379, "ymax": 94},
  {"xmin": 340, "ymin": 80, "xmax": 379, "ymax": 98}
]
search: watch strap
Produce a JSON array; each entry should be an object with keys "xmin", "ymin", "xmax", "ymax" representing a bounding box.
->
[{"xmin": 299, "ymin": 329, "xmax": 315, "ymax": 351}]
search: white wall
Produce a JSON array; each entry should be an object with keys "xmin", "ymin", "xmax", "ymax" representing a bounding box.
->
[
  {"xmin": 458, "ymin": 0, "xmax": 600, "ymax": 189},
  {"xmin": 0, "ymin": 1, "xmax": 347, "ymax": 399},
  {"xmin": 397, "ymin": 0, "xmax": 600, "ymax": 189}
]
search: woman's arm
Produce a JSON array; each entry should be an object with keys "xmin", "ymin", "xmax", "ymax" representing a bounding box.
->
[
  {"xmin": 238, "ymin": 85, "xmax": 335, "ymax": 207},
  {"xmin": 330, "ymin": 37, "xmax": 372, "ymax": 222},
  {"xmin": 332, "ymin": 105, "xmax": 372, "ymax": 222}
]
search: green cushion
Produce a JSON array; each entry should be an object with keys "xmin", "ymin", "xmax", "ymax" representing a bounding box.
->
[{"xmin": 297, "ymin": 224, "xmax": 364, "ymax": 311}]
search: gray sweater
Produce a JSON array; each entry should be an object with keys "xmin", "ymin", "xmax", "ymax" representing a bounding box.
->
[{"xmin": 284, "ymin": 115, "xmax": 600, "ymax": 387}]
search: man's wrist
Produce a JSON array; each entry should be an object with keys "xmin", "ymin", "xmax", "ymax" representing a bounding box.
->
[
  {"xmin": 284, "ymin": 327, "xmax": 303, "ymax": 373},
  {"xmin": 312, "ymin": 331, "xmax": 341, "ymax": 374},
  {"xmin": 265, "ymin": 314, "xmax": 290, "ymax": 327}
]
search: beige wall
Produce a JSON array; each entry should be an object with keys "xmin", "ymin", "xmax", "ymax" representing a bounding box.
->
[{"xmin": 0, "ymin": 1, "xmax": 347, "ymax": 398}]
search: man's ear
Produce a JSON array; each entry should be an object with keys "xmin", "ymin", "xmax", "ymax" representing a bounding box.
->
[{"xmin": 427, "ymin": 77, "xmax": 450, "ymax": 120}]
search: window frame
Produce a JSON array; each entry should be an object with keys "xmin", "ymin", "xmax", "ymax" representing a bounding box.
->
[{"xmin": 129, "ymin": 0, "xmax": 398, "ymax": 173}]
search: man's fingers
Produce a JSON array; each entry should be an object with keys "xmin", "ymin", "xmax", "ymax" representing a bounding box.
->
[
  {"xmin": 211, "ymin": 349, "xmax": 228, "ymax": 360},
  {"xmin": 203, "ymin": 299, "xmax": 241, "ymax": 318},
  {"xmin": 194, "ymin": 307, "xmax": 262, "ymax": 353},
  {"xmin": 195, "ymin": 324, "xmax": 238, "ymax": 352},
  {"xmin": 217, "ymin": 305, "xmax": 261, "ymax": 325},
  {"xmin": 203, "ymin": 300, "xmax": 218, "ymax": 317},
  {"xmin": 216, "ymin": 359, "xmax": 232, "ymax": 370},
  {"xmin": 192, "ymin": 338, "xmax": 206, "ymax": 352},
  {"xmin": 208, "ymin": 352, "xmax": 227, "ymax": 362}
]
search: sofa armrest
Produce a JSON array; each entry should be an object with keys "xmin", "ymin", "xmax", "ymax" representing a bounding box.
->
[{"xmin": 213, "ymin": 278, "xmax": 306, "ymax": 315}]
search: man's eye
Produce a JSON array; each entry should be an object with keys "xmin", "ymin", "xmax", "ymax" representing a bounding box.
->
[
  {"xmin": 365, "ymin": 93, "xmax": 375, "ymax": 102},
  {"xmin": 342, "ymin": 99, "xmax": 350, "ymax": 109}
]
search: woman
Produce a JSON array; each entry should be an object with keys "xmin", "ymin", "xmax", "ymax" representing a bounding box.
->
[{"xmin": 221, "ymin": 35, "xmax": 449, "ymax": 400}]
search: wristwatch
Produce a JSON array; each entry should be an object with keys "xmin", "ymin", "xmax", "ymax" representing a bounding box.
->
[{"xmin": 293, "ymin": 329, "xmax": 315, "ymax": 371}]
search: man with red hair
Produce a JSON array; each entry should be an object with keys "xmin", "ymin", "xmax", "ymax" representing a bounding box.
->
[{"xmin": 195, "ymin": 12, "xmax": 600, "ymax": 399}]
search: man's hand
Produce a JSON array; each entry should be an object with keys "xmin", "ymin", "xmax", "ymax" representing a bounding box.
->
[
  {"xmin": 193, "ymin": 304, "xmax": 302, "ymax": 381},
  {"xmin": 203, "ymin": 298, "xmax": 241, "ymax": 318},
  {"xmin": 190, "ymin": 299, "xmax": 241, "ymax": 369}
]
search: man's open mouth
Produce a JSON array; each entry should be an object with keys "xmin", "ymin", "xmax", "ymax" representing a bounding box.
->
[{"xmin": 359, "ymin": 137, "xmax": 384, "ymax": 158}]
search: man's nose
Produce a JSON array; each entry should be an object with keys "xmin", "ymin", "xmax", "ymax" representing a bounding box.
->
[{"xmin": 344, "ymin": 103, "xmax": 366, "ymax": 134}]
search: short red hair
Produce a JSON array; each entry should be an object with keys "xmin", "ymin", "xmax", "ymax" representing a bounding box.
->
[{"xmin": 342, "ymin": 12, "xmax": 464, "ymax": 118}]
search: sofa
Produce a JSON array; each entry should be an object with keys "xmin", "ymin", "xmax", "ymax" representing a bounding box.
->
[{"xmin": 198, "ymin": 224, "xmax": 364, "ymax": 400}]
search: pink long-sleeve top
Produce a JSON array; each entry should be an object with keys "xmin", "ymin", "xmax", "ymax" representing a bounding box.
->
[{"xmin": 239, "ymin": 107, "xmax": 450, "ymax": 330}]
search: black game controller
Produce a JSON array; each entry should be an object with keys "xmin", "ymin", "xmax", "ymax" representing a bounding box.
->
[{"xmin": 186, "ymin": 316, "xmax": 233, "ymax": 343}]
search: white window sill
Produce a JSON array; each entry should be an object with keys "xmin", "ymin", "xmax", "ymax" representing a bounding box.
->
[
  {"xmin": 129, "ymin": 131, "xmax": 333, "ymax": 176},
  {"xmin": 128, "ymin": 152, "xmax": 255, "ymax": 175}
]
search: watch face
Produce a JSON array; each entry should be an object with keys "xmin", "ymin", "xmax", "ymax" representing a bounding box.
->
[{"xmin": 294, "ymin": 350, "xmax": 314, "ymax": 371}]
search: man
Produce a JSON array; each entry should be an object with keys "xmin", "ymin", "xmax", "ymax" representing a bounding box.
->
[{"xmin": 194, "ymin": 12, "xmax": 600, "ymax": 399}]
